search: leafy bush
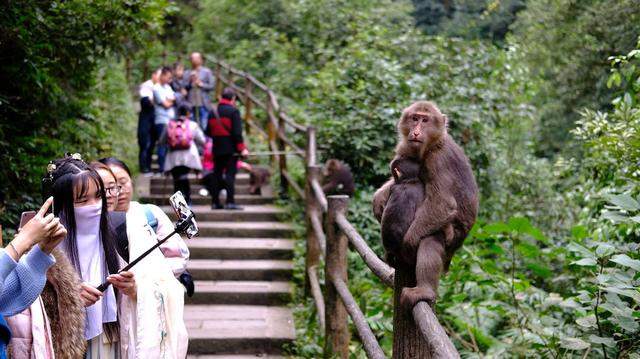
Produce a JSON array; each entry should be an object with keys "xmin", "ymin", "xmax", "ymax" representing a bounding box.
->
[
  {"xmin": 0, "ymin": 1, "xmax": 170, "ymax": 235},
  {"xmin": 512, "ymin": 0, "xmax": 640, "ymax": 155}
]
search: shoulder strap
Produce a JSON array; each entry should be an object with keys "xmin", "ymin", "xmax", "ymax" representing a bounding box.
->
[
  {"xmin": 143, "ymin": 204, "xmax": 158, "ymax": 233},
  {"xmin": 214, "ymin": 105, "xmax": 232, "ymax": 133}
]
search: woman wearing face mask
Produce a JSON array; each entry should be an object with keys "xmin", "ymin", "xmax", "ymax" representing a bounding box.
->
[
  {"xmin": 47, "ymin": 156, "xmax": 137, "ymax": 358},
  {"xmin": 98, "ymin": 157, "xmax": 189, "ymax": 357}
]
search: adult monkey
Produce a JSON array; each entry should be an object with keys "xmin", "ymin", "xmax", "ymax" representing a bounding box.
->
[{"xmin": 373, "ymin": 101, "xmax": 478, "ymax": 308}]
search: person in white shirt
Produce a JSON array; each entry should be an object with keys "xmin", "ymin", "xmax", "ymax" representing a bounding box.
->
[
  {"xmin": 151, "ymin": 67, "xmax": 176, "ymax": 173},
  {"xmin": 137, "ymin": 69, "xmax": 160, "ymax": 175}
]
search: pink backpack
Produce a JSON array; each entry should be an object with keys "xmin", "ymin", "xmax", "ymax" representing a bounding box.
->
[{"xmin": 167, "ymin": 117, "xmax": 193, "ymax": 150}]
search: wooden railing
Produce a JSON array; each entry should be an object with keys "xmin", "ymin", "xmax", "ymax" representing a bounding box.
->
[{"xmin": 207, "ymin": 55, "xmax": 459, "ymax": 359}]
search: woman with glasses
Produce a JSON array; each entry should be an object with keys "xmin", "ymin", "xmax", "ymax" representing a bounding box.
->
[
  {"xmin": 97, "ymin": 157, "xmax": 189, "ymax": 357},
  {"xmin": 90, "ymin": 162, "xmax": 121, "ymax": 211},
  {"xmin": 98, "ymin": 157, "xmax": 190, "ymax": 279}
]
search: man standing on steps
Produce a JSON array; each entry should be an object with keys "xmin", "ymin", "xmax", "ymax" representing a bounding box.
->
[
  {"xmin": 138, "ymin": 68, "xmax": 160, "ymax": 175},
  {"xmin": 152, "ymin": 66, "xmax": 176, "ymax": 174},
  {"xmin": 183, "ymin": 52, "xmax": 215, "ymax": 130},
  {"xmin": 207, "ymin": 87, "xmax": 250, "ymax": 210}
]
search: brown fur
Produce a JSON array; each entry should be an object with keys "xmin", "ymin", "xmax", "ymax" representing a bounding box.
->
[
  {"xmin": 380, "ymin": 158, "xmax": 423, "ymax": 268},
  {"xmin": 373, "ymin": 101, "xmax": 478, "ymax": 309},
  {"xmin": 249, "ymin": 166, "xmax": 271, "ymax": 195},
  {"xmin": 41, "ymin": 249, "xmax": 87, "ymax": 358},
  {"xmin": 322, "ymin": 159, "xmax": 355, "ymax": 196}
]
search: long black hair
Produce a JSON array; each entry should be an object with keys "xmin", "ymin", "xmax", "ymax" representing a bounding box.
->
[{"xmin": 43, "ymin": 156, "xmax": 121, "ymax": 278}]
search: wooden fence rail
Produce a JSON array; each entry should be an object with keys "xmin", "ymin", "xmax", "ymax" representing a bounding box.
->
[{"xmin": 205, "ymin": 54, "xmax": 459, "ymax": 359}]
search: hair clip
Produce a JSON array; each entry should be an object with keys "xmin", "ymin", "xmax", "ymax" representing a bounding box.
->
[
  {"xmin": 47, "ymin": 162, "xmax": 57, "ymax": 174},
  {"xmin": 70, "ymin": 153, "xmax": 82, "ymax": 161}
]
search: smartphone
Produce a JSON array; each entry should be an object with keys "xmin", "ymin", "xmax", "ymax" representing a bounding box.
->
[
  {"xmin": 19, "ymin": 211, "xmax": 36, "ymax": 231},
  {"xmin": 169, "ymin": 191, "xmax": 198, "ymax": 239}
]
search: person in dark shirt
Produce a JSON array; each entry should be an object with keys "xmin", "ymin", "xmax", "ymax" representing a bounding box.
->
[{"xmin": 206, "ymin": 87, "xmax": 250, "ymax": 210}]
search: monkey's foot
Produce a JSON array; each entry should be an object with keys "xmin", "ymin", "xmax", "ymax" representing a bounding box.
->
[{"xmin": 400, "ymin": 286, "xmax": 437, "ymax": 310}]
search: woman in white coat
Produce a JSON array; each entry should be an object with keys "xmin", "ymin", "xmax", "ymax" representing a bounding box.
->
[{"xmin": 95, "ymin": 158, "xmax": 189, "ymax": 358}]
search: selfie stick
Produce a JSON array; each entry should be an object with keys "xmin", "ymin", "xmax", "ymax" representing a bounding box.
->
[{"xmin": 96, "ymin": 213, "xmax": 194, "ymax": 292}]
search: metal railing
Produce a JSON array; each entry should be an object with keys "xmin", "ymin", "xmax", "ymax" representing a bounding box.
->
[{"xmin": 207, "ymin": 55, "xmax": 459, "ymax": 359}]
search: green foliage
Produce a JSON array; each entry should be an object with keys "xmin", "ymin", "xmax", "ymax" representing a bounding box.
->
[
  {"xmin": 0, "ymin": 0, "xmax": 170, "ymax": 233},
  {"xmin": 412, "ymin": 0, "xmax": 527, "ymax": 42},
  {"xmin": 511, "ymin": 0, "xmax": 640, "ymax": 156}
]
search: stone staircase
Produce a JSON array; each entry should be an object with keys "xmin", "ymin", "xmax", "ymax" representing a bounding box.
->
[{"xmin": 140, "ymin": 173, "xmax": 296, "ymax": 358}]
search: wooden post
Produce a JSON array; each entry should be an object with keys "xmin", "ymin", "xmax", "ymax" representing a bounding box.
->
[
  {"xmin": 214, "ymin": 63, "xmax": 223, "ymax": 100},
  {"xmin": 393, "ymin": 262, "xmax": 432, "ymax": 358},
  {"xmin": 277, "ymin": 115, "xmax": 288, "ymax": 198},
  {"xmin": 243, "ymin": 77, "xmax": 253, "ymax": 135},
  {"xmin": 227, "ymin": 68, "xmax": 235, "ymax": 87},
  {"xmin": 305, "ymin": 126, "xmax": 321, "ymax": 295},
  {"xmin": 305, "ymin": 165, "xmax": 323, "ymax": 293},
  {"xmin": 306, "ymin": 126, "xmax": 317, "ymax": 167},
  {"xmin": 266, "ymin": 99, "xmax": 278, "ymax": 170},
  {"xmin": 325, "ymin": 195, "xmax": 350, "ymax": 359},
  {"xmin": 305, "ymin": 164, "xmax": 326, "ymax": 330}
]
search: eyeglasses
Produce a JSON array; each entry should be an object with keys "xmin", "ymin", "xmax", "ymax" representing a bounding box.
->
[{"xmin": 105, "ymin": 185, "xmax": 122, "ymax": 196}]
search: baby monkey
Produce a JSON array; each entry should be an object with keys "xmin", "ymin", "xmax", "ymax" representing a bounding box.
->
[{"xmin": 380, "ymin": 157, "xmax": 454, "ymax": 268}]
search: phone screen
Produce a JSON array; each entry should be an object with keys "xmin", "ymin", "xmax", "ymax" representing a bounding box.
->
[
  {"xmin": 19, "ymin": 211, "xmax": 37, "ymax": 230},
  {"xmin": 169, "ymin": 192, "xmax": 198, "ymax": 238}
]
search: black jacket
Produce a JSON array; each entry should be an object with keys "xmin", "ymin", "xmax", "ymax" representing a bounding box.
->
[{"xmin": 206, "ymin": 99, "xmax": 246, "ymax": 156}]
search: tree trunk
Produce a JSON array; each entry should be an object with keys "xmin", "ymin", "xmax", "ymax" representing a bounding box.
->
[{"xmin": 393, "ymin": 262, "xmax": 431, "ymax": 359}]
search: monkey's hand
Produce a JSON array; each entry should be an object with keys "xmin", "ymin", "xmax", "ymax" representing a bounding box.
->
[
  {"xmin": 372, "ymin": 179, "xmax": 393, "ymax": 223},
  {"xmin": 400, "ymin": 286, "xmax": 437, "ymax": 309}
]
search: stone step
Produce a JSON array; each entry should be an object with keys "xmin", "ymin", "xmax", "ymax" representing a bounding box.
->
[
  {"xmin": 151, "ymin": 173, "xmax": 251, "ymax": 186},
  {"xmin": 164, "ymin": 205, "xmax": 284, "ymax": 222},
  {"xmin": 151, "ymin": 184, "xmax": 253, "ymax": 195},
  {"xmin": 187, "ymin": 238, "xmax": 294, "ymax": 260},
  {"xmin": 141, "ymin": 194, "xmax": 274, "ymax": 206},
  {"xmin": 196, "ymin": 221, "xmax": 294, "ymax": 238},
  {"xmin": 186, "ymin": 281, "xmax": 292, "ymax": 306},
  {"xmin": 187, "ymin": 259, "xmax": 293, "ymax": 281},
  {"xmin": 186, "ymin": 305, "xmax": 295, "ymax": 355}
]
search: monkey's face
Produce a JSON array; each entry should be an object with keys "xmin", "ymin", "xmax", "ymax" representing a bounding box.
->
[
  {"xmin": 399, "ymin": 102, "xmax": 447, "ymax": 154},
  {"xmin": 323, "ymin": 159, "xmax": 340, "ymax": 177}
]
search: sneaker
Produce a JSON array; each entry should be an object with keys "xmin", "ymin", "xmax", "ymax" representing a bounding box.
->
[
  {"xmin": 224, "ymin": 203, "xmax": 243, "ymax": 210},
  {"xmin": 142, "ymin": 172, "xmax": 154, "ymax": 178},
  {"xmin": 198, "ymin": 188, "xmax": 209, "ymax": 197},
  {"xmin": 211, "ymin": 204, "xmax": 224, "ymax": 210}
]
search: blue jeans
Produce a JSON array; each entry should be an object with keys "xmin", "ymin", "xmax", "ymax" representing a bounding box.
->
[
  {"xmin": 152, "ymin": 123, "xmax": 167, "ymax": 172},
  {"xmin": 137, "ymin": 109, "xmax": 154, "ymax": 173},
  {"xmin": 194, "ymin": 106, "xmax": 209, "ymax": 130}
]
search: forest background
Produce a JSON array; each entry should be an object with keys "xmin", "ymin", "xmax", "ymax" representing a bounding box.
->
[{"xmin": 0, "ymin": 0, "xmax": 639, "ymax": 357}]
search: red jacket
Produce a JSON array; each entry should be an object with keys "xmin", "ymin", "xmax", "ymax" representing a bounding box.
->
[{"xmin": 206, "ymin": 98, "xmax": 246, "ymax": 155}]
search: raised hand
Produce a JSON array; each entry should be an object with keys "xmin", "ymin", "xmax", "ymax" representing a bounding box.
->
[
  {"xmin": 40, "ymin": 222, "xmax": 67, "ymax": 254},
  {"xmin": 12, "ymin": 197, "xmax": 57, "ymax": 258}
]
